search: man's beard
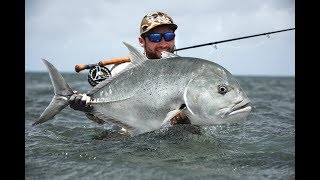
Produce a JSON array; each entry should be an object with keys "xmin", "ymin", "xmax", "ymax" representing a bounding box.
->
[
  {"xmin": 145, "ymin": 47, "xmax": 174, "ymax": 59},
  {"xmin": 145, "ymin": 51, "xmax": 160, "ymax": 59}
]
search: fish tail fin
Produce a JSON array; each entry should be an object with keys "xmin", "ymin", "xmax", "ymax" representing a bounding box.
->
[{"xmin": 32, "ymin": 59, "xmax": 74, "ymax": 125}]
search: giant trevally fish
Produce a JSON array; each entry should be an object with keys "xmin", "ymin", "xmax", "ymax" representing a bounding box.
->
[{"xmin": 33, "ymin": 42, "xmax": 252, "ymax": 136}]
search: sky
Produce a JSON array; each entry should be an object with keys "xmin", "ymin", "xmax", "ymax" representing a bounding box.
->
[{"xmin": 25, "ymin": 0, "xmax": 295, "ymax": 76}]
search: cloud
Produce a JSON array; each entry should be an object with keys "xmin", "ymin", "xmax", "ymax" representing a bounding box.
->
[{"xmin": 25, "ymin": 0, "xmax": 295, "ymax": 76}]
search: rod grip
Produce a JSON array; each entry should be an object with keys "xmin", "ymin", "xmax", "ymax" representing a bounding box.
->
[
  {"xmin": 74, "ymin": 57, "xmax": 131, "ymax": 73},
  {"xmin": 98, "ymin": 57, "xmax": 131, "ymax": 66}
]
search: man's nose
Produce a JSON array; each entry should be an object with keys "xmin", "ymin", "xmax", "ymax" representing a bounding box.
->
[{"xmin": 158, "ymin": 38, "xmax": 169, "ymax": 46}]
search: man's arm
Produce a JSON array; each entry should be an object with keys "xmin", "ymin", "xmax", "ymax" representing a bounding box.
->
[{"xmin": 69, "ymin": 93, "xmax": 106, "ymax": 124}]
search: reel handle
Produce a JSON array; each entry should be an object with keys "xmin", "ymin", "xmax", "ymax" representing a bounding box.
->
[{"xmin": 75, "ymin": 63, "xmax": 99, "ymax": 73}]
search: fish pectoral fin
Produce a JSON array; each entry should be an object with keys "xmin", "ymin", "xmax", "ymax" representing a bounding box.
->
[{"xmin": 161, "ymin": 109, "xmax": 182, "ymax": 128}]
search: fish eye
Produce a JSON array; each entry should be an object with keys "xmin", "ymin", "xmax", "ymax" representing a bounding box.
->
[{"xmin": 218, "ymin": 85, "xmax": 228, "ymax": 94}]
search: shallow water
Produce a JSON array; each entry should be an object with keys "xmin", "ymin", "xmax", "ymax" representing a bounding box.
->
[{"xmin": 25, "ymin": 72, "xmax": 295, "ymax": 180}]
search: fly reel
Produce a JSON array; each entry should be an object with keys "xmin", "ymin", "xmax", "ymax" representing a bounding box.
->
[{"xmin": 87, "ymin": 66, "xmax": 112, "ymax": 87}]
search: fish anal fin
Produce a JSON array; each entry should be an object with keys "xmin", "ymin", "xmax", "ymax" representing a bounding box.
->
[
  {"xmin": 85, "ymin": 113, "xmax": 106, "ymax": 124},
  {"xmin": 90, "ymin": 110, "xmax": 135, "ymax": 132}
]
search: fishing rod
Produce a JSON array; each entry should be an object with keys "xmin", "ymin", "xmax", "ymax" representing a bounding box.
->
[
  {"xmin": 174, "ymin": 28, "xmax": 295, "ymax": 51},
  {"xmin": 75, "ymin": 28, "xmax": 295, "ymax": 86}
]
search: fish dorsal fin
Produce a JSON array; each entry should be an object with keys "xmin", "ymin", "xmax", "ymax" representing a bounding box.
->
[
  {"xmin": 122, "ymin": 41, "xmax": 148, "ymax": 66},
  {"xmin": 161, "ymin": 51, "xmax": 180, "ymax": 59},
  {"xmin": 87, "ymin": 42, "xmax": 147, "ymax": 95}
]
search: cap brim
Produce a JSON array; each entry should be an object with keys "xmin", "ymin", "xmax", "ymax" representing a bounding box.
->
[{"xmin": 141, "ymin": 23, "xmax": 178, "ymax": 36}]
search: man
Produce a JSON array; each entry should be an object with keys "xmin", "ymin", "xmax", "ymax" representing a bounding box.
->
[{"xmin": 70, "ymin": 11, "xmax": 190, "ymax": 129}]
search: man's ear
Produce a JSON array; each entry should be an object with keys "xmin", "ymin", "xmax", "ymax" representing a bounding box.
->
[{"xmin": 138, "ymin": 36, "xmax": 145, "ymax": 48}]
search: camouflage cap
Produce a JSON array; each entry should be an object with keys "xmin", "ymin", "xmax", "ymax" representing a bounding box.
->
[{"xmin": 140, "ymin": 11, "xmax": 178, "ymax": 36}]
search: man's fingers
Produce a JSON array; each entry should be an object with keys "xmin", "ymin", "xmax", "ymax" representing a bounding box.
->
[
  {"xmin": 180, "ymin": 113, "xmax": 187, "ymax": 119},
  {"xmin": 81, "ymin": 94, "xmax": 88, "ymax": 106},
  {"xmin": 81, "ymin": 94, "xmax": 87, "ymax": 101},
  {"xmin": 74, "ymin": 94, "xmax": 83, "ymax": 104},
  {"xmin": 170, "ymin": 113, "xmax": 190, "ymax": 125},
  {"xmin": 69, "ymin": 94, "xmax": 76, "ymax": 102},
  {"xmin": 69, "ymin": 92, "xmax": 92, "ymax": 112},
  {"xmin": 86, "ymin": 96, "xmax": 91, "ymax": 104}
]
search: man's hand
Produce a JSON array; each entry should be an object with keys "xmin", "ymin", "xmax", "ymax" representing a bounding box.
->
[
  {"xmin": 69, "ymin": 91, "xmax": 93, "ymax": 112},
  {"xmin": 170, "ymin": 113, "xmax": 190, "ymax": 125}
]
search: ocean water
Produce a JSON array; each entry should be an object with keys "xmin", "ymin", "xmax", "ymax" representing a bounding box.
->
[{"xmin": 25, "ymin": 72, "xmax": 295, "ymax": 180}]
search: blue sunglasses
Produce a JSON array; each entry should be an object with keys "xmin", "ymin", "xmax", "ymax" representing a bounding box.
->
[{"xmin": 145, "ymin": 32, "xmax": 175, "ymax": 42}]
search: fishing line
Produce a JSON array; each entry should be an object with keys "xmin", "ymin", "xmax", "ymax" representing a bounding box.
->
[
  {"xmin": 174, "ymin": 28, "xmax": 295, "ymax": 52},
  {"xmin": 212, "ymin": 35, "xmax": 269, "ymax": 51}
]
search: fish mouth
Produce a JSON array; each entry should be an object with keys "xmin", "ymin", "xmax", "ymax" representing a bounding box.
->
[{"xmin": 228, "ymin": 100, "xmax": 252, "ymax": 116}]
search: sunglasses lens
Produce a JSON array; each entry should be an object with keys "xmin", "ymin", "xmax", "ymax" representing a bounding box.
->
[
  {"xmin": 163, "ymin": 32, "xmax": 175, "ymax": 41},
  {"xmin": 147, "ymin": 32, "xmax": 175, "ymax": 42},
  {"xmin": 148, "ymin": 34, "xmax": 162, "ymax": 42}
]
